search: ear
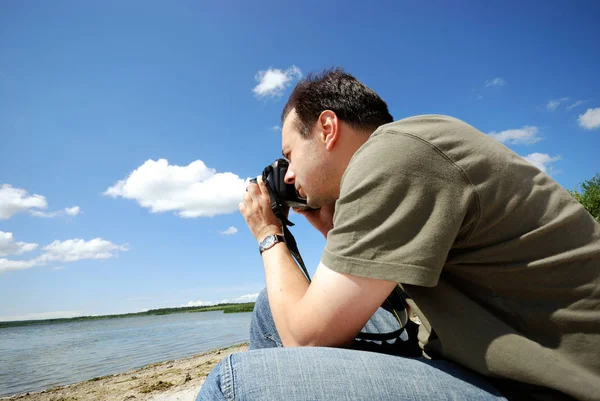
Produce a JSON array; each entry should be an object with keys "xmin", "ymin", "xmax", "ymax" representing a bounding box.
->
[{"xmin": 317, "ymin": 110, "xmax": 339, "ymax": 151}]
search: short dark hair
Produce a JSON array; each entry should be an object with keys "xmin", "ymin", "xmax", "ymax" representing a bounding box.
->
[{"xmin": 281, "ymin": 68, "xmax": 393, "ymax": 138}]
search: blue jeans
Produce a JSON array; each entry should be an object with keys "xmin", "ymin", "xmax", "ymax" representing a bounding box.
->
[{"xmin": 197, "ymin": 288, "xmax": 506, "ymax": 400}]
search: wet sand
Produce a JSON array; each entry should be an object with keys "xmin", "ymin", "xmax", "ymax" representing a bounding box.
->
[{"xmin": 1, "ymin": 343, "xmax": 248, "ymax": 401}]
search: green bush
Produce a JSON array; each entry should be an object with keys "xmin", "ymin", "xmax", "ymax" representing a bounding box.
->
[{"xmin": 568, "ymin": 173, "xmax": 600, "ymax": 222}]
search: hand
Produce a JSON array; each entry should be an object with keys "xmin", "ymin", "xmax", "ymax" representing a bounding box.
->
[
  {"xmin": 240, "ymin": 176, "xmax": 284, "ymax": 243},
  {"xmin": 294, "ymin": 202, "xmax": 335, "ymax": 238}
]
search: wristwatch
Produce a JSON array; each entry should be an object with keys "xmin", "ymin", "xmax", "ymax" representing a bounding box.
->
[{"xmin": 259, "ymin": 234, "xmax": 285, "ymax": 254}]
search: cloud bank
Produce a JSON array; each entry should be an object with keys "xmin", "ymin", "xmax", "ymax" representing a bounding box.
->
[
  {"xmin": 185, "ymin": 292, "xmax": 259, "ymax": 307},
  {"xmin": 0, "ymin": 236, "xmax": 128, "ymax": 274},
  {"xmin": 105, "ymin": 159, "xmax": 247, "ymax": 218}
]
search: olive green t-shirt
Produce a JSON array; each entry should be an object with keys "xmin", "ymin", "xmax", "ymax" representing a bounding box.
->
[{"xmin": 322, "ymin": 115, "xmax": 600, "ymax": 401}]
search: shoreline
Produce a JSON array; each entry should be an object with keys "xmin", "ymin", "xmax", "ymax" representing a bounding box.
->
[
  {"xmin": 1, "ymin": 343, "xmax": 248, "ymax": 401},
  {"xmin": 0, "ymin": 304, "xmax": 255, "ymax": 329}
]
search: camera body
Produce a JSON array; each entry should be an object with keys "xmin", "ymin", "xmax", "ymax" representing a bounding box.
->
[{"xmin": 250, "ymin": 158, "xmax": 315, "ymax": 210}]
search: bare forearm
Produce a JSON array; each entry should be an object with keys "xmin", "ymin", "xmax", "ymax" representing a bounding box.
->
[{"xmin": 261, "ymin": 243, "xmax": 310, "ymax": 347}]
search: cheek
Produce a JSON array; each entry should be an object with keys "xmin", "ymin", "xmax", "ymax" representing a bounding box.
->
[
  {"xmin": 304, "ymin": 157, "xmax": 324, "ymax": 188},
  {"xmin": 296, "ymin": 143, "xmax": 321, "ymax": 185}
]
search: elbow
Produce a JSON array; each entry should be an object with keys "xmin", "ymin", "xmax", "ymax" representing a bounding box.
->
[
  {"xmin": 279, "ymin": 328, "xmax": 317, "ymax": 348},
  {"xmin": 280, "ymin": 320, "xmax": 323, "ymax": 348},
  {"xmin": 281, "ymin": 338, "xmax": 305, "ymax": 348},
  {"xmin": 282, "ymin": 336, "xmax": 353, "ymax": 349},
  {"xmin": 281, "ymin": 337, "xmax": 322, "ymax": 348},
  {"xmin": 281, "ymin": 334, "xmax": 324, "ymax": 348},
  {"xmin": 281, "ymin": 320, "xmax": 353, "ymax": 348}
]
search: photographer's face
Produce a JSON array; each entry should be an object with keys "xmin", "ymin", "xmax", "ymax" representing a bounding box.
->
[{"xmin": 281, "ymin": 111, "xmax": 333, "ymax": 208}]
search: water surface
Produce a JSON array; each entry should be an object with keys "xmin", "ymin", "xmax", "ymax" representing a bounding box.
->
[{"xmin": 0, "ymin": 311, "xmax": 252, "ymax": 397}]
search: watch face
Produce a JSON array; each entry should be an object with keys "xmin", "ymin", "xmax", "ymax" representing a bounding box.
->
[{"xmin": 263, "ymin": 236, "xmax": 275, "ymax": 248}]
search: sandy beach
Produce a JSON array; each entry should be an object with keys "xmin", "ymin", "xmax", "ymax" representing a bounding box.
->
[{"xmin": 1, "ymin": 343, "xmax": 248, "ymax": 401}]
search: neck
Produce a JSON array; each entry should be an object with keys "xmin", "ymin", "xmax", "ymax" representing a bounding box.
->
[{"xmin": 331, "ymin": 128, "xmax": 372, "ymax": 199}]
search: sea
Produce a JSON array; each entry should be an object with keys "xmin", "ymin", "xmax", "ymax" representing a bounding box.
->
[{"xmin": 0, "ymin": 311, "xmax": 252, "ymax": 397}]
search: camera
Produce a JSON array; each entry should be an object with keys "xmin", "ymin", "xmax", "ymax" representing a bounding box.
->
[{"xmin": 249, "ymin": 158, "xmax": 316, "ymax": 210}]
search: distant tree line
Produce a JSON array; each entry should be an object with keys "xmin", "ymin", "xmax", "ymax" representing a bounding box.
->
[{"xmin": 0, "ymin": 302, "xmax": 255, "ymax": 329}]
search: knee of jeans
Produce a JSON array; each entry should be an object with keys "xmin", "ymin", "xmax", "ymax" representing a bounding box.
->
[
  {"xmin": 255, "ymin": 287, "xmax": 270, "ymax": 314},
  {"xmin": 252, "ymin": 288, "xmax": 276, "ymax": 329}
]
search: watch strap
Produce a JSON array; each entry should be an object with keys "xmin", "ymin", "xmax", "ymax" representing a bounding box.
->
[{"xmin": 259, "ymin": 234, "xmax": 285, "ymax": 254}]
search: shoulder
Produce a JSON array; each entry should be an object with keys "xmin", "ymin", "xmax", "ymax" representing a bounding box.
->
[
  {"xmin": 373, "ymin": 115, "xmax": 486, "ymax": 145},
  {"xmin": 344, "ymin": 115, "xmax": 476, "ymax": 185},
  {"xmin": 357, "ymin": 114, "xmax": 518, "ymax": 181}
]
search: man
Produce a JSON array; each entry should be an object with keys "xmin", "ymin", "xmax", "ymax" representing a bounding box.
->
[{"xmin": 197, "ymin": 69, "xmax": 600, "ymax": 400}]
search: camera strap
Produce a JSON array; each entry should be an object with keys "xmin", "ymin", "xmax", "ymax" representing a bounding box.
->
[{"xmin": 260, "ymin": 167, "xmax": 311, "ymax": 283}]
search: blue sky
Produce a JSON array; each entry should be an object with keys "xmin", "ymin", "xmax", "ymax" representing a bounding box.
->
[{"xmin": 1, "ymin": 1, "xmax": 599, "ymax": 321}]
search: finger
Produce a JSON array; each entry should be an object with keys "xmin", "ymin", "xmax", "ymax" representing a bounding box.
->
[
  {"xmin": 246, "ymin": 182, "xmax": 261, "ymax": 195},
  {"xmin": 247, "ymin": 177, "xmax": 260, "ymax": 190},
  {"xmin": 256, "ymin": 176, "xmax": 269, "ymax": 196},
  {"xmin": 246, "ymin": 177, "xmax": 258, "ymax": 191},
  {"xmin": 247, "ymin": 186, "xmax": 263, "ymax": 204},
  {"xmin": 243, "ymin": 192, "xmax": 253, "ymax": 203}
]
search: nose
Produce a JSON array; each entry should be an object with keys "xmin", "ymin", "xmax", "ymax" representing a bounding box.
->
[{"xmin": 284, "ymin": 168, "xmax": 295, "ymax": 185}]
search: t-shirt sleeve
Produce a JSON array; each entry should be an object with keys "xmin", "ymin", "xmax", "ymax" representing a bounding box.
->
[{"xmin": 322, "ymin": 130, "xmax": 473, "ymax": 287}]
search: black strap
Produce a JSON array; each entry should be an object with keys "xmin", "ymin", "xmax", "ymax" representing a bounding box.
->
[
  {"xmin": 260, "ymin": 170, "xmax": 311, "ymax": 282},
  {"xmin": 282, "ymin": 224, "xmax": 311, "ymax": 283}
]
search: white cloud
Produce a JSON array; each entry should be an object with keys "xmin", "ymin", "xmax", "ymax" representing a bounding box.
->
[
  {"xmin": 0, "ymin": 258, "xmax": 37, "ymax": 272},
  {"xmin": 253, "ymin": 66, "xmax": 302, "ymax": 98},
  {"xmin": 230, "ymin": 293, "xmax": 259, "ymax": 303},
  {"xmin": 566, "ymin": 100, "xmax": 587, "ymax": 111},
  {"xmin": 65, "ymin": 206, "xmax": 80, "ymax": 216},
  {"xmin": 185, "ymin": 292, "xmax": 259, "ymax": 307},
  {"xmin": 219, "ymin": 226, "xmax": 238, "ymax": 235},
  {"xmin": 29, "ymin": 210, "xmax": 56, "ymax": 218},
  {"xmin": 546, "ymin": 97, "xmax": 569, "ymax": 111},
  {"xmin": 522, "ymin": 153, "xmax": 561, "ymax": 174},
  {"xmin": 0, "ymin": 184, "xmax": 47, "ymax": 219},
  {"xmin": 29, "ymin": 206, "xmax": 81, "ymax": 218},
  {"xmin": 105, "ymin": 159, "xmax": 247, "ymax": 218},
  {"xmin": 272, "ymin": 125, "xmax": 281, "ymax": 131},
  {"xmin": 0, "ymin": 237, "xmax": 128, "ymax": 274},
  {"xmin": 488, "ymin": 126, "xmax": 541, "ymax": 145},
  {"xmin": 578, "ymin": 107, "xmax": 600, "ymax": 130},
  {"xmin": 0, "ymin": 185, "xmax": 80, "ymax": 220},
  {"xmin": 0, "ymin": 310, "xmax": 82, "ymax": 322},
  {"xmin": 484, "ymin": 77, "xmax": 506, "ymax": 87},
  {"xmin": 0, "ymin": 231, "xmax": 38, "ymax": 257},
  {"xmin": 39, "ymin": 238, "xmax": 128, "ymax": 263}
]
